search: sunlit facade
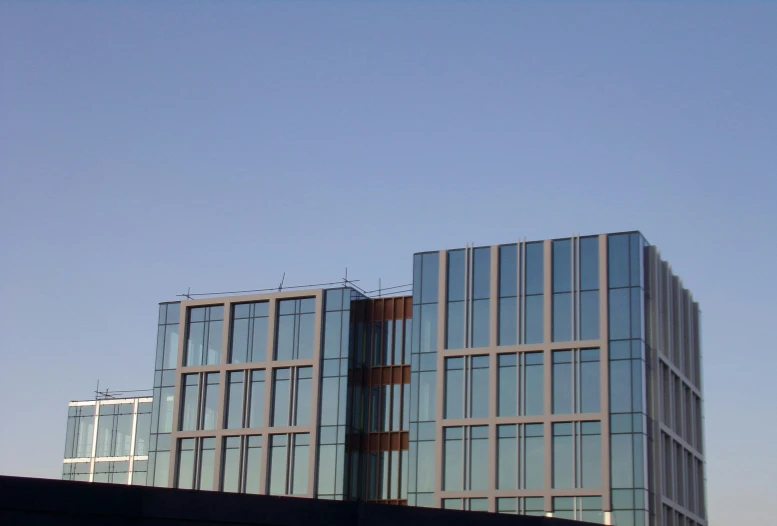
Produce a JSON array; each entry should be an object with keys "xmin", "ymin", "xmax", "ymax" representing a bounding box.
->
[{"xmin": 62, "ymin": 231, "xmax": 705, "ymax": 526}]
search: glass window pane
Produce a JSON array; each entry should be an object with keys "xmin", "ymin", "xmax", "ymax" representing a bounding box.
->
[
  {"xmin": 201, "ymin": 373, "xmax": 220, "ymax": 430},
  {"xmin": 186, "ymin": 322, "xmax": 204, "ymax": 366},
  {"xmin": 610, "ymin": 360, "xmax": 632, "ymax": 413},
  {"xmin": 472, "ymin": 299, "xmax": 490, "ymax": 348},
  {"xmin": 176, "ymin": 439, "xmax": 195, "ymax": 489},
  {"xmin": 580, "ymin": 236, "xmax": 599, "ymax": 290},
  {"xmin": 608, "ymin": 234, "xmax": 630, "ymax": 288},
  {"xmin": 473, "ymin": 247, "xmax": 490, "ymax": 300},
  {"xmin": 198, "ymin": 439, "xmax": 216, "ymax": 490},
  {"xmin": 421, "ymin": 252, "xmax": 439, "ymax": 304},
  {"xmin": 498, "ymin": 297, "xmax": 517, "ymax": 346},
  {"xmin": 470, "ymin": 431, "xmax": 488, "ymax": 490},
  {"xmin": 244, "ymin": 436, "xmax": 262, "ymax": 494},
  {"xmin": 292, "ymin": 436, "xmax": 309, "ymax": 495},
  {"xmin": 552, "ymin": 426, "xmax": 573, "ymax": 488},
  {"xmin": 297, "ymin": 313, "xmax": 315, "ymax": 359},
  {"xmin": 275, "ymin": 316, "xmax": 294, "ymax": 361},
  {"xmin": 418, "ymin": 371, "xmax": 436, "ymax": 422},
  {"xmin": 582, "ymin": 432, "xmax": 602, "ymax": 488},
  {"xmin": 295, "ymin": 368, "xmax": 312, "ymax": 426},
  {"xmin": 445, "ymin": 363, "xmax": 462, "ymax": 419},
  {"xmin": 525, "ymin": 242, "xmax": 544, "ymax": 295},
  {"xmin": 324, "ymin": 312, "xmax": 342, "ymax": 359},
  {"xmin": 525, "ymin": 358, "xmax": 544, "ymax": 416},
  {"xmin": 580, "ymin": 290, "xmax": 600, "ymax": 340},
  {"xmin": 230, "ymin": 318, "xmax": 249, "ymax": 364},
  {"xmin": 553, "ymin": 239, "xmax": 571, "ymax": 293},
  {"xmin": 272, "ymin": 369, "xmax": 290, "ymax": 426},
  {"xmin": 609, "ymin": 288, "xmax": 631, "ymax": 340},
  {"xmin": 552, "ymin": 293, "xmax": 572, "ymax": 342},
  {"xmin": 181, "ymin": 375, "xmax": 199, "ymax": 432},
  {"xmin": 163, "ymin": 325, "xmax": 179, "ymax": 369},
  {"xmin": 581, "ymin": 359, "xmax": 601, "ymax": 413},
  {"xmin": 318, "ymin": 444, "xmax": 337, "ymax": 495},
  {"xmin": 498, "ymin": 435, "xmax": 517, "ymax": 489},
  {"xmin": 446, "ymin": 301, "xmax": 465, "ymax": 350},
  {"xmin": 226, "ymin": 371, "xmax": 244, "ymax": 429},
  {"xmin": 499, "ymin": 244, "xmax": 518, "ymax": 297},
  {"xmin": 553, "ymin": 359, "xmax": 572, "ymax": 414},
  {"xmin": 251, "ymin": 316, "xmax": 268, "ymax": 363},
  {"xmin": 447, "ymin": 250, "xmax": 465, "ymax": 302},
  {"xmin": 420, "ymin": 304, "xmax": 438, "ymax": 353},
  {"xmin": 248, "ymin": 370, "xmax": 265, "ymax": 428},
  {"xmin": 269, "ymin": 435, "xmax": 287, "ymax": 495},
  {"xmin": 525, "ymin": 432, "xmax": 544, "ymax": 489},
  {"xmin": 498, "ymin": 356, "xmax": 516, "ymax": 417},
  {"xmin": 525, "ymin": 295, "xmax": 544, "ymax": 344},
  {"xmin": 206, "ymin": 320, "xmax": 222, "ymax": 365},
  {"xmin": 470, "ymin": 360, "xmax": 489, "ymax": 418},
  {"xmin": 443, "ymin": 429, "xmax": 462, "ymax": 491},
  {"xmin": 222, "ymin": 437, "xmax": 241, "ymax": 492}
]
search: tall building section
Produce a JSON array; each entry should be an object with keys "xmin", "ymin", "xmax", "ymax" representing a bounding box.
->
[{"xmin": 61, "ymin": 231, "xmax": 705, "ymax": 526}]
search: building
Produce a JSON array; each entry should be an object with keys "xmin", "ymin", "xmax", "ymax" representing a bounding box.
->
[
  {"xmin": 62, "ymin": 396, "xmax": 153, "ymax": 485},
  {"xmin": 63, "ymin": 231, "xmax": 706, "ymax": 526}
]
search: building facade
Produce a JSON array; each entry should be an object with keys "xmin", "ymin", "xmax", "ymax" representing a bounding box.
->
[
  {"xmin": 63, "ymin": 231, "xmax": 706, "ymax": 526},
  {"xmin": 62, "ymin": 396, "xmax": 153, "ymax": 485}
]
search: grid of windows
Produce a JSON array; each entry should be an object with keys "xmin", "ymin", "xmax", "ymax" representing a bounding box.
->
[{"xmin": 63, "ymin": 398, "xmax": 152, "ymax": 486}]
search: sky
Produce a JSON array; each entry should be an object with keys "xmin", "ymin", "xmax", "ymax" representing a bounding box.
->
[{"xmin": 0, "ymin": 1, "xmax": 775, "ymax": 523}]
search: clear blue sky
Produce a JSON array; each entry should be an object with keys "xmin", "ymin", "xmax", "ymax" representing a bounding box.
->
[{"xmin": 1, "ymin": 1, "xmax": 774, "ymax": 523}]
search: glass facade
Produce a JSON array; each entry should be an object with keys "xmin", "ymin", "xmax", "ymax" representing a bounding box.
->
[
  {"xmin": 62, "ymin": 397, "xmax": 153, "ymax": 485},
  {"xmin": 62, "ymin": 231, "xmax": 702, "ymax": 526}
]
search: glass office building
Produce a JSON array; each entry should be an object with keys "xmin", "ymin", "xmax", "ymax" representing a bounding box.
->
[
  {"xmin": 62, "ymin": 231, "xmax": 705, "ymax": 526},
  {"xmin": 62, "ymin": 397, "xmax": 153, "ymax": 485}
]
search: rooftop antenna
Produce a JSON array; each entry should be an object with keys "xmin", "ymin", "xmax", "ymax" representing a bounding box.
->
[
  {"xmin": 378, "ymin": 278, "xmax": 382, "ymax": 297},
  {"xmin": 95, "ymin": 379, "xmax": 99, "ymax": 400},
  {"xmin": 278, "ymin": 272, "xmax": 286, "ymax": 292}
]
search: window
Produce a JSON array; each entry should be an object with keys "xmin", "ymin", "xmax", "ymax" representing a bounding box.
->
[
  {"xmin": 248, "ymin": 370, "xmax": 266, "ymax": 428},
  {"xmin": 552, "ymin": 349, "xmax": 600, "ymax": 414},
  {"xmin": 524, "ymin": 242, "xmax": 544, "ymax": 344},
  {"xmin": 62, "ymin": 462, "xmax": 91, "ymax": 482},
  {"xmin": 497, "ymin": 352, "xmax": 544, "ymax": 417},
  {"xmin": 472, "ymin": 247, "xmax": 491, "ymax": 348},
  {"xmin": 185, "ymin": 305, "xmax": 223, "ymax": 366},
  {"xmin": 156, "ymin": 303, "xmax": 180, "ymax": 370},
  {"xmin": 498, "ymin": 244, "xmax": 518, "ymax": 346},
  {"xmin": 552, "ymin": 422, "xmax": 601, "ymax": 489},
  {"xmin": 95, "ymin": 403, "xmax": 134, "ymax": 457},
  {"xmin": 497, "ymin": 497, "xmax": 545, "ymax": 516},
  {"xmin": 316, "ymin": 425, "xmax": 347, "ymax": 499},
  {"xmin": 180, "ymin": 373, "xmax": 220, "ymax": 431},
  {"xmin": 553, "ymin": 239, "xmax": 572, "ymax": 342},
  {"xmin": 134, "ymin": 402, "xmax": 152, "ymax": 456},
  {"xmin": 271, "ymin": 366, "xmax": 312, "ymax": 427},
  {"xmin": 275, "ymin": 298, "xmax": 316, "ymax": 360},
  {"xmin": 268, "ymin": 433, "xmax": 309, "ymax": 496},
  {"xmin": 444, "ymin": 356, "xmax": 489, "ymax": 419},
  {"xmin": 230, "ymin": 302, "xmax": 269, "ymax": 363},
  {"xmin": 220, "ymin": 435, "xmax": 263, "ymax": 494},
  {"xmin": 446, "ymin": 249, "xmax": 465, "ymax": 350},
  {"xmin": 497, "ymin": 423, "xmax": 544, "ymax": 490},
  {"xmin": 442, "ymin": 426, "xmax": 488, "ymax": 491},
  {"xmin": 553, "ymin": 496, "xmax": 603, "ymax": 523},
  {"xmin": 225, "ymin": 371, "xmax": 245, "ymax": 429},
  {"xmin": 92, "ymin": 460, "xmax": 129, "ymax": 484},
  {"xmin": 580, "ymin": 236, "xmax": 599, "ymax": 340},
  {"xmin": 64, "ymin": 405, "xmax": 95, "ymax": 459}
]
